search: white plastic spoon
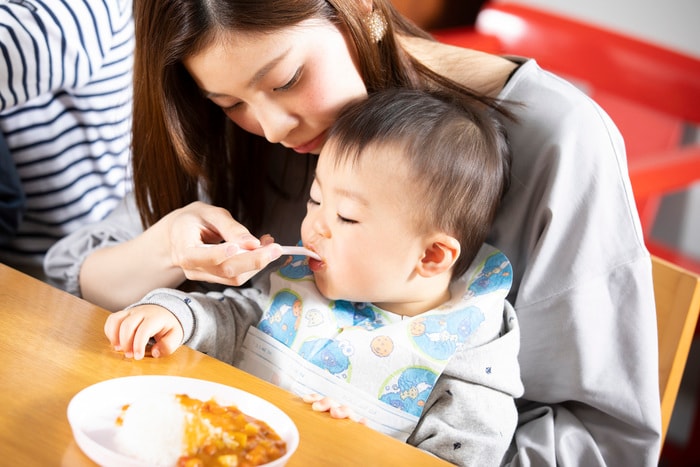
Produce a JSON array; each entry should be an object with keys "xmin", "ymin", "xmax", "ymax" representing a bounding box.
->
[
  {"xmin": 279, "ymin": 245, "xmax": 321, "ymax": 260},
  {"xmin": 199, "ymin": 243, "xmax": 320, "ymax": 260}
]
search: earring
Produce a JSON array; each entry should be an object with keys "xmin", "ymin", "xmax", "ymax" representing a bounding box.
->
[{"xmin": 365, "ymin": 9, "xmax": 387, "ymax": 43}]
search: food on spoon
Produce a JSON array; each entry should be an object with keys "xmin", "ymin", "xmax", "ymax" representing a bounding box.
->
[{"xmin": 114, "ymin": 393, "xmax": 287, "ymax": 466}]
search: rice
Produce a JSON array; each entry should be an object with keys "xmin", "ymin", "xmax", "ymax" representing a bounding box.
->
[
  {"xmin": 115, "ymin": 394, "xmax": 187, "ymax": 466},
  {"xmin": 113, "ymin": 393, "xmax": 287, "ymax": 466}
]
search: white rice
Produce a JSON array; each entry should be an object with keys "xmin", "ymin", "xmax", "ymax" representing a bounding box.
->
[{"xmin": 114, "ymin": 394, "xmax": 187, "ymax": 466}]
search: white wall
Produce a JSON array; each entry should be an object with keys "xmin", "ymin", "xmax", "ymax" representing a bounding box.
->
[{"xmin": 496, "ymin": 0, "xmax": 700, "ymax": 257}]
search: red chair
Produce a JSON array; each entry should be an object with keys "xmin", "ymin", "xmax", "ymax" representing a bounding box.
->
[{"xmin": 433, "ymin": 2, "xmax": 700, "ymax": 274}]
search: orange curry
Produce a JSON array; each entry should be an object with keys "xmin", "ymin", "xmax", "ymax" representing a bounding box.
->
[{"xmin": 118, "ymin": 394, "xmax": 287, "ymax": 467}]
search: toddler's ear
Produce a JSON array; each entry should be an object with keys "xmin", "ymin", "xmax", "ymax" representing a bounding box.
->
[{"xmin": 417, "ymin": 234, "xmax": 460, "ymax": 277}]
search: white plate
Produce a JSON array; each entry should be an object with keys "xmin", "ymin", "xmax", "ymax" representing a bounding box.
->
[{"xmin": 67, "ymin": 375, "xmax": 299, "ymax": 467}]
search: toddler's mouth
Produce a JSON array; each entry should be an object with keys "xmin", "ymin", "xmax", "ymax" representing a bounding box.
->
[{"xmin": 308, "ymin": 257, "xmax": 325, "ymax": 272}]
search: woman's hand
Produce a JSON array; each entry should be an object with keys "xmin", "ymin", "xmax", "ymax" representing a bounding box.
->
[
  {"xmin": 302, "ymin": 394, "xmax": 367, "ymax": 424},
  {"xmin": 81, "ymin": 201, "xmax": 284, "ymax": 311},
  {"xmin": 104, "ymin": 304, "xmax": 184, "ymax": 360},
  {"xmin": 165, "ymin": 201, "xmax": 284, "ymax": 286}
]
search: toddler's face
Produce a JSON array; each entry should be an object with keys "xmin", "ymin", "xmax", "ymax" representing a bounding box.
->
[{"xmin": 301, "ymin": 142, "xmax": 428, "ymax": 307}]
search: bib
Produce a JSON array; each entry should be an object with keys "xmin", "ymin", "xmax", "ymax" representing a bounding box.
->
[{"xmin": 239, "ymin": 243, "xmax": 513, "ymax": 439}]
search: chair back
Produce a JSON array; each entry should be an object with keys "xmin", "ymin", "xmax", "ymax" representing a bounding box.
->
[{"xmin": 652, "ymin": 255, "xmax": 700, "ymax": 446}]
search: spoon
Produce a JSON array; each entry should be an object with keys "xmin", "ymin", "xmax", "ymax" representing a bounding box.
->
[
  {"xmin": 200, "ymin": 243, "xmax": 321, "ymax": 260},
  {"xmin": 280, "ymin": 245, "xmax": 321, "ymax": 260}
]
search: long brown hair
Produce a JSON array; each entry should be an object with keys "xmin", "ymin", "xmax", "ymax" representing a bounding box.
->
[{"xmin": 132, "ymin": 0, "xmax": 512, "ymax": 231}]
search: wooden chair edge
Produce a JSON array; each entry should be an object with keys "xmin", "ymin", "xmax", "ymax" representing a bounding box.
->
[{"xmin": 652, "ymin": 255, "xmax": 700, "ymax": 446}]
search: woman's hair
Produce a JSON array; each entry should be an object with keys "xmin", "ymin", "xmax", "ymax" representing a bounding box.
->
[
  {"xmin": 325, "ymin": 88, "xmax": 511, "ymax": 279},
  {"xmin": 132, "ymin": 0, "xmax": 512, "ymax": 231}
]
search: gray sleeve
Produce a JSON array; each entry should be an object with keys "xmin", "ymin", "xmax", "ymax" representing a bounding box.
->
[
  {"xmin": 492, "ymin": 61, "xmax": 661, "ymax": 466},
  {"xmin": 43, "ymin": 192, "xmax": 143, "ymax": 295},
  {"xmin": 408, "ymin": 302, "xmax": 523, "ymax": 466},
  {"xmin": 503, "ymin": 258, "xmax": 658, "ymax": 467},
  {"xmin": 127, "ymin": 285, "xmax": 265, "ymax": 365}
]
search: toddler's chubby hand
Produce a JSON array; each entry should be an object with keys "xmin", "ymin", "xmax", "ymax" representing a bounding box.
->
[
  {"xmin": 104, "ymin": 304, "xmax": 184, "ymax": 360},
  {"xmin": 302, "ymin": 394, "xmax": 367, "ymax": 425}
]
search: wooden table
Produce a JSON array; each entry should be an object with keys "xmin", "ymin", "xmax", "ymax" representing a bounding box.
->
[{"xmin": 0, "ymin": 264, "xmax": 450, "ymax": 466}]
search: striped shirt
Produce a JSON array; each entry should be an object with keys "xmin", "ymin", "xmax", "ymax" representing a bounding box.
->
[{"xmin": 0, "ymin": 0, "xmax": 133, "ymax": 278}]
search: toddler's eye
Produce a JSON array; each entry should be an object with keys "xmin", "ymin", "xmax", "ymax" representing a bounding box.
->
[{"xmin": 337, "ymin": 214, "xmax": 357, "ymax": 224}]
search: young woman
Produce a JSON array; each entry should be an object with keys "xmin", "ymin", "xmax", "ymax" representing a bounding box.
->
[{"xmin": 45, "ymin": 1, "xmax": 660, "ymax": 465}]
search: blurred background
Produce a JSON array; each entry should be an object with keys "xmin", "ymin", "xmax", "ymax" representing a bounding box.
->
[{"xmin": 392, "ymin": 1, "xmax": 700, "ymax": 465}]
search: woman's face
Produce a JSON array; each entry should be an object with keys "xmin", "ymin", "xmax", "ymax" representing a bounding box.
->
[{"xmin": 183, "ymin": 19, "xmax": 368, "ymax": 155}]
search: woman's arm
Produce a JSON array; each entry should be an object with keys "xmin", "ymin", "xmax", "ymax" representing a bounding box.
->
[
  {"xmin": 45, "ymin": 194, "xmax": 283, "ymax": 311},
  {"xmin": 79, "ymin": 217, "xmax": 186, "ymax": 311},
  {"xmin": 488, "ymin": 60, "xmax": 661, "ymax": 465}
]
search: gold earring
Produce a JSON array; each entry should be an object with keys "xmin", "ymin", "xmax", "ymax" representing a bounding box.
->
[{"xmin": 365, "ymin": 10, "xmax": 387, "ymax": 43}]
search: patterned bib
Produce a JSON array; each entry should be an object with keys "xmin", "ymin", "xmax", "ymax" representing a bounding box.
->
[{"xmin": 252, "ymin": 243, "xmax": 513, "ymax": 419}]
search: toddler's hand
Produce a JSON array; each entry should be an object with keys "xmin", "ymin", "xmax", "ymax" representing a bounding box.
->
[
  {"xmin": 104, "ymin": 304, "xmax": 184, "ymax": 360},
  {"xmin": 302, "ymin": 394, "xmax": 367, "ymax": 424}
]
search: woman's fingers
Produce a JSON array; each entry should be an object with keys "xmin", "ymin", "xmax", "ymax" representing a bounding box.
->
[
  {"xmin": 167, "ymin": 202, "xmax": 254, "ymax": 263},
  {"xmin": 171, "ymin": 202, "xmax": 259, "ymax": 249},
  {"xmin": 165, "ymin": 202, "xmax": 284, "ymax": 285},
  {"xmin": 195, "ymin": 203, "xmax": 261, "ymax": 247},
  {"xmin": 181, "ymin": 243, "xmax": 283, "ymax": 285}
]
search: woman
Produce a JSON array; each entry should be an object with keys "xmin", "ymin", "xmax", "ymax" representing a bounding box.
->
[{"xmin": 45, "ymin": 1, "xmax": 660, "ymax": 465}]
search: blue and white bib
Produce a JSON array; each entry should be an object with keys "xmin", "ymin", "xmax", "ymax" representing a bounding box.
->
[{"xmin": 239, "ymin": 243, "xmax": 514, "ymax": 439}]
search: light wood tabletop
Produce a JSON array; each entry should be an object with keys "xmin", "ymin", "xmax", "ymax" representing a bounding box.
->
[{"xmin": 0, "ymin": 263, "xmax": 451, "ymax": 466}]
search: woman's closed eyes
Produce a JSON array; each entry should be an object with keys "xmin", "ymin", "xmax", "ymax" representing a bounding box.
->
[{"xmin": 274, "ymin": 67, "xmax": 303, "ymax": 92}]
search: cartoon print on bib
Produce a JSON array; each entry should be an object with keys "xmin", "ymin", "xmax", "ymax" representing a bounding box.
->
[
  {"xmin": 333, "ymin": 300, "xmax": 385, "ymax": 330},
  {"xmin": 258, "ymin": 289, "xmax": 303, "ymax": 346},
  {"xmin": 279, "ymin": 253, "xmax": 314, "ymax": 280},
  {"xmin": 467, "ymin": 250, "xmax": 512, "ymax": 297},
  {"xmin": 379, "ymin": 367, "xmax": 438, "ymax": 416},
  {"xmin": 303, "ymin": 308, "xmax": 325, "ymax": 327},
  {"xmin": 299, "ymin": 338, "xmax": 353, "ymax": 376},
  {"xmin": 409, "ymin": 306, "xmax": 485, "ymax": 361},
  {"xmin": 371, "ymin": 335, "xmax": 394, "ymax": 357}
]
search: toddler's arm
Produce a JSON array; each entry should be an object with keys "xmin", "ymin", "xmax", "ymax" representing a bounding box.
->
[
  {"xmin": 408, "ymin": 302, "xmax": 523, "ymax": 465},
  {"xmin": 110, "ymin": 284, "xmax": 267, "ymax": 365},
  {"xmin": 104, "ymin": 304, "xmax": 184, "ymax": 360}
]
